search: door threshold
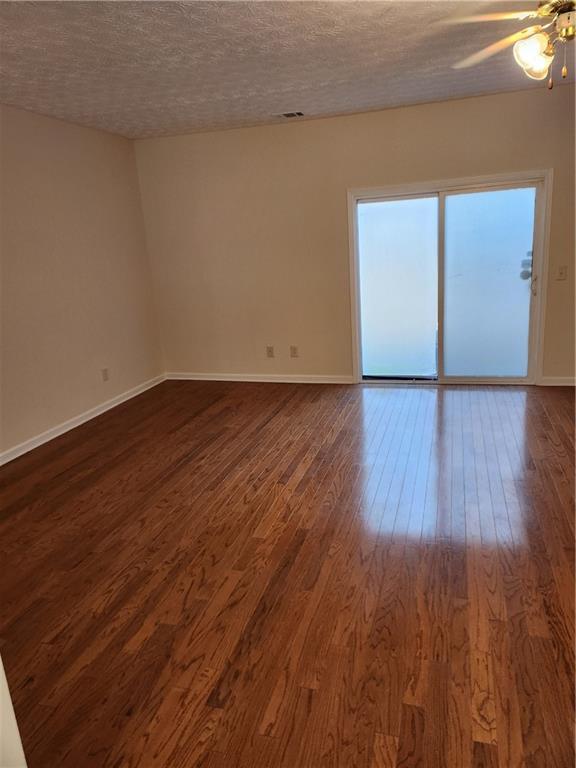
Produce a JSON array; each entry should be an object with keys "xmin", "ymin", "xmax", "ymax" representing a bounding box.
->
[
  {"xmin": 362, "ymin": 376, "xmax": 438, "ymax": 383},
  {"xmin": 361, "ymin": 376, "xmax": 533, "ymax": 386}
]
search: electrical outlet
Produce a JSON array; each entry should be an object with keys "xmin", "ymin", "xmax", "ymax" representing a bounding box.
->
[
  {"xmin": 101, "ymin": 368, "xmax": 110, "ymax": 383},
  {"xmin": 290, "ymin": 345, "xmax": 299, "ymax": 358},
  {"xmin": 266, "ymin": 346, "xmax": 275, "ymax": 358},
  {"xmin": 556, "ymin": 265, "xmax": 568, "ymax": 281}
]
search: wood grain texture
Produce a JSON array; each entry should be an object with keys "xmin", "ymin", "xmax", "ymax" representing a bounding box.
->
[{"xmin": 0, "ymin": 381, "xmax": 573, "ymax": 767}]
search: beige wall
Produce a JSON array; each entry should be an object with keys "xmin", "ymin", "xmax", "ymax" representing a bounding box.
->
[
  {"xmin": 136, "ymin": 86, "xmax": 575, "ymax": 380},
  {"xmin": 1, "ymin": 88, "xmax": 574, "ymax": 453},
  {"xmin": 1, "ymin": 106, "xmax": 162, "ymax": 451}
]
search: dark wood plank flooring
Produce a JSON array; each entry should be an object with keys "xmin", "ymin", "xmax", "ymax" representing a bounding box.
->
[{"xmin": 0, "ymin": 381, "xmax": 574, "ymax": 767}]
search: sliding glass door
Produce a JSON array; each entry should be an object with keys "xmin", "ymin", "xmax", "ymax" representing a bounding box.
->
[
  {"xmin": 358, "ymin": 197, "xmax": 438, "ymax": 378},
  {"xmin": 356, "ymin": 180, "xmax": 540, "ymax": 382},
  {"xmin": 443, "ymin": 187, "xmax": 536, "ymax": 378}
]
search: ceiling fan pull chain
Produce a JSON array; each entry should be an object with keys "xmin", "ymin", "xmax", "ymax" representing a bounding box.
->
[{"xmin": 562, "ymin": 40, "xmax": 568, "ymax": 76}]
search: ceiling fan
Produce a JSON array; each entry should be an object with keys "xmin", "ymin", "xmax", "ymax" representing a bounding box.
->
[{"xmin": 445, "ymin": 1, "xmax": 575, "ymax": 88}]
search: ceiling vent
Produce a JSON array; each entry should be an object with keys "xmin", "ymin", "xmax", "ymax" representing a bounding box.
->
[{"xmin": 279, "ymin": 111, "xmax": 304, "ymax": 118}]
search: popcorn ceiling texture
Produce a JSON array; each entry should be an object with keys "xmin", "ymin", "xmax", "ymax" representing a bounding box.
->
[{"xmin": 0, "ymin": 1, "xmax": 560, "ymax": 138}]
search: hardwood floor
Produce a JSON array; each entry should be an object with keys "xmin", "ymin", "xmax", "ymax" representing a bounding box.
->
[{"xmin": 0, "ymin": 381, "xmax": 573, "ymax": 768}]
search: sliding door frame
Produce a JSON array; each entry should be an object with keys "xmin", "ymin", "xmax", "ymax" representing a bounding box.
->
[{"xmin": 348, "ymin": 169, "xmax": 553, "ymax": 385}]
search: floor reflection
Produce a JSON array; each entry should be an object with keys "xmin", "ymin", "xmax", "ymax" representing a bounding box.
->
[{"xmin": 358, "ymin": 385, "xmax": 529, "ymax": 546}]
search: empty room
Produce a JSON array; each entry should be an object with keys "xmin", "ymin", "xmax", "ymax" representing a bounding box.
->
[{"xmin": 0, "ymin": 2, "xmax": 574, "ymax": 766}]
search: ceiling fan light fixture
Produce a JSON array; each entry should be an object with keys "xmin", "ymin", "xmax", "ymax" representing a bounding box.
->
[
  {"xmin": 449, "ymin": 1, "xmax": 574, "ymax": 88},
  {"xmin": 523, "ymin": 57, "xmax": 554, "ymax": 78},
  {"xmin": 524, "ymin": 48, "xmax": 555, "ymax": 77},
  {"xmin": 512, "ymin": 31, "xmax": 549, "ymax": 67}
]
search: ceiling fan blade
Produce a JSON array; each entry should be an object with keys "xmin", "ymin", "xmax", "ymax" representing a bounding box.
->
[
  {"xmin": 453, "ymin": 25, "xmax": 543, "ymax": 69},
  {"xmin": 442, "ymin": 10, "xmax": 539, "ymax": 23}
]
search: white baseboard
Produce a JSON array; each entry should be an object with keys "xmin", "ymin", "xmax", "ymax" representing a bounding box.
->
[
  {"xmin": 538, "ymin": 376, "xmax": 576, "ymax": 386},
  {"xmin": 1, "ymin": 370, "xmax": 572, "ymax": 466},
  {"xmin": 0, "ymin": 375, "xmax": 165, "ymax": 467},
  {"xmin": 0, "ymin": 372, "xmax": 356, "ymax": 466},
  {"xmin": 165, "ymin": 372, "xmax": 355, "ymax": 384}
]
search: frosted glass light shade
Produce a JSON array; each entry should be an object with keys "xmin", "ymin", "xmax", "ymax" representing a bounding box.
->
[
  {"xmin": 523, "ymin": 62, "xmax": 552, "ymax": 79},
  {"xmin": 513, "ymin": 33, "xmax": 548, "ymax": 68},
  {"xmin": 523, "ymin": 51, "xmax": 554, "ymax": 79}
]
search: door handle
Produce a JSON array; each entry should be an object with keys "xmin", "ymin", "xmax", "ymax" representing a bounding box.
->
[{"xmin": 531, "ymin": 274, "xmax": 538, "ymax": 296}]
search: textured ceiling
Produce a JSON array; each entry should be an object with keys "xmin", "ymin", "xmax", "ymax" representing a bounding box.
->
[{"xmin": 0, "ymin": 1, "xmax": 560, "ymax": 138}]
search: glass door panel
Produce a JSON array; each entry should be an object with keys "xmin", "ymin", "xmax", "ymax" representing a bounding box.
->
[
  {"xmin": 358, "ymin": 197, "xmax": 438, "ymax": 378},
  {"xmin": 443, "ymin": 187, "xmax": 536, "ymax": 378}
]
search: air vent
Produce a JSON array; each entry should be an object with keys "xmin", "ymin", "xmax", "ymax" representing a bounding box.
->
[{"xmin": 279, "ymin": 111, "xmax": 304, "ymax": 118}]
